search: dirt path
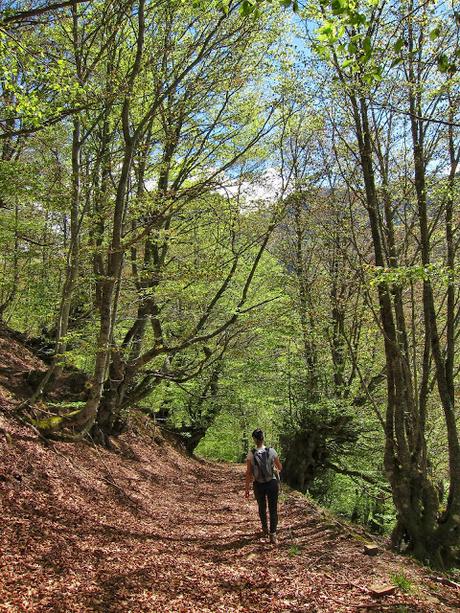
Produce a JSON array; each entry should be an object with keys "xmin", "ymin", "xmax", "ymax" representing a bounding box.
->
[{"xmin": 1, "ymin": 420, "xmax": 459, "ymax": 613}]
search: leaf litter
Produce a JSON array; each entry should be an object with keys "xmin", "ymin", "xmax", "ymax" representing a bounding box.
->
[
  {"xmin": 1, "ymin": 417, "xmax": 459, "ymax": 613},
  {"xmin": 0, "ymin": 329, "xmax": 459, "ymax": 612}
]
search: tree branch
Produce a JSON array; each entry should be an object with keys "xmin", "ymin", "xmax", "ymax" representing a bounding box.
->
[
  {"xmin": 1, "ymin": 1, "xmax": 91, "ymax": 25},
  {"xmin": 325, "ymin": 461, "xmax": 390, "ymax": 492}
]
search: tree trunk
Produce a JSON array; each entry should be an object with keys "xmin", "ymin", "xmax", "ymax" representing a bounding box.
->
[
  {"xmin": 349, "ymin": 87, "xmax": 449, "ymax": 566},
  {"xmin": 28, "ymin": 5, "xmax": 83, "ymax": 401},
  {"xmin": 32, "ymin": 115, "xmax": 81, "ymax": 399}
]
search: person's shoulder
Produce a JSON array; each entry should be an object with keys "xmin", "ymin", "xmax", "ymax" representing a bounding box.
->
[
  {"xmin": 246, "ymin": 450, "xmax": 254, "ymax": 462},
  {"xmin": 269, "ymin": 447, "xmax": 278, "ymax": 457}
]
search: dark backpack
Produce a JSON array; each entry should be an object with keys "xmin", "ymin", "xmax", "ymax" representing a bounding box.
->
[{"xmin": 252, "ymin": 447, "xmax": 274, "ymax": 483}]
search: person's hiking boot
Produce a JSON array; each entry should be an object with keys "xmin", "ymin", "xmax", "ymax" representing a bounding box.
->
[
  {"xmin": 258, "ymin": 529, "xmax": 269, "ymax": 542},
  {"xmin": 269, "ymin": 532, "xmax": 278, "ymax": 545}
]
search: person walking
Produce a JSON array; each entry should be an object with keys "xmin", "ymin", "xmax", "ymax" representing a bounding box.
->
[{"xmin": 245, "ymin": 428, "xmax": 282, "ymax": 544}]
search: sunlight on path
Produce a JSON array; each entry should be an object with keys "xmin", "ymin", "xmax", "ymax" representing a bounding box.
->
[
  {"xmin": 122, "ymin": 463, "xmax": 449, "ymax": 613},
  {"xmin": 1, "ymin": 430, "xmax": 455, "ymax": 613}
]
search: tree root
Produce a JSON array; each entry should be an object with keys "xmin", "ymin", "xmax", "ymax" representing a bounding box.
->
[
  {"xmin": 15, "ymin": 400, "xmax": 95, "ymax": 442},
  {"xmin": 30, "ymin": 409, "xmax": 83, "ymax": 433}
]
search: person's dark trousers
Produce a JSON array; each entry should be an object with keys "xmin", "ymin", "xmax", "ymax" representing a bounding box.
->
[{"xmin": 253, "ymin": 479, "xmax": 279, "ymax": 534}]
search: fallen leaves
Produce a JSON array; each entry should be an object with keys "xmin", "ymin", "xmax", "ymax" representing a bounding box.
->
[
  {"xmin": 1, "ymin": 421, "xmax": 458, "ymax": 613},
  {"xmin": 0, "ymin": 328, "xmax": 458, "ymax": 612}
]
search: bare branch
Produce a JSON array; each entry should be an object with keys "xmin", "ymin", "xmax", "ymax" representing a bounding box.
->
[{"xmin": 1, "ymin": 1, "xmax": 91, "ymax": 25}]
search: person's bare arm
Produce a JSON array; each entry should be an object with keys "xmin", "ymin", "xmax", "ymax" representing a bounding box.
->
[
  {"xmin": 274, "ymin": 456, "xmax": 282, "ymax": 472},
  {"xmin": 245, "ymin": 458, "xmax": 253, "ymax": 498}
]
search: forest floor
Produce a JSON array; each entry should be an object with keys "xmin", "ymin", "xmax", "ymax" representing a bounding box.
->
[{"xmin": 1, "ymin": 326, "xmax": 460, "ymax": 613}]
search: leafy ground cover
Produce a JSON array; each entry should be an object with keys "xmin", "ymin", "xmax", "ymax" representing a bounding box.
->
[{"xmin": 0, "ymin": 328, "xmax": 459, "ymax": 612}]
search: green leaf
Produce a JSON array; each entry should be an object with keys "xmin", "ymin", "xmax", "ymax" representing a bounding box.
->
[
  {"xmin": 319, "ymin": 22, "xmax": 334, "ymax": 36},
  {"xmin": 430, "ymin": 27, "xmax": 441, "ymax": 41},
  {"xmin": 393, "ymin": 38, "xmax": 404, "ymax": 53},
  {"xmin": 331, "ymin": 0, "xmax": 346, "ymax": 15},
  {"xmin": 362, "ymin": 36, "xmax": 372, "ymax": 60},
  {"xmin": 437, "ymin": 53, "xmax": 449, "ymax": 73},
  {"xmin": 317, "ymin": 22, "xmax": 336, "ymax": 42},
  {"xmin": 219, "ymin": 0, "xmax": 230, "ymax": 14},
  {"xmin": 349, "ymin": 12, "xmax": 366, "ymax": 26},
  {"xmin": 241, "ymin": 0, "xmax": 255, "ymax": 15}
]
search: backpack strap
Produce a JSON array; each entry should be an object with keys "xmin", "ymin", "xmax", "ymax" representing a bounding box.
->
[
  {"xmin": 252, "ymin": 447, "xmax": 271, "ymax": 461},
  {"xmin": 252, "ymin": 446, "xmax": 270, "ymax": 454}
]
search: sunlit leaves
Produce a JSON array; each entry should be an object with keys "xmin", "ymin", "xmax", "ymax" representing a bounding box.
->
[
  {"xmin": 305, "ymin": 0, "xmax": 388, "ymax": 85},
  {"xmin": 393, "ymin": 37, "xmax": 404, "ymax": 54},
  {"xmin": 367, "ymin": 263, "xmax": 460, "ymax": 288},
  {"xmin": 430, "ymin": 26, "xmax": 441, "ymax": 41},
  {"xmin": 437, "ymin": 52, "xmax": 457, "ymax": 74},
  {"xmin": 0, "ymin": 19, "xmax": 85, "ymax": 133}
]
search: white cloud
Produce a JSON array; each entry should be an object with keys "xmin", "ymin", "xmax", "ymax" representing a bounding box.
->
[{"xmin": 216, "ymin": 168, "xmax": 285, "ymax": 210}]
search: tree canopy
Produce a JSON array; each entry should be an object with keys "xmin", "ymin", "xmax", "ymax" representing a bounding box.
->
[{"xmin": 1, "ymin": 0, "xmax": 459, "ymax": 568}]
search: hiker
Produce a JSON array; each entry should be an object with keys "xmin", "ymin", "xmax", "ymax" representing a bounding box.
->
[{"xmin": 245, "ymin": 428, "xmax": 282, "ymax": 544}]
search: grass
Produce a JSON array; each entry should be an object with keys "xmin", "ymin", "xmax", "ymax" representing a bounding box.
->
[{"xmin": 390, "ymin": 571, "xmax": 413, "ymax": 593}]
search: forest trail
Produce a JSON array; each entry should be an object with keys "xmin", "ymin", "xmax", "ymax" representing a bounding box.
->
[
  {"xmin": 1, "ymin": 416, "xmax": 460, "ymax": 613},
  {"xmin": 0, "ymin": 328, "xmax": 459, "ymax": 612}
]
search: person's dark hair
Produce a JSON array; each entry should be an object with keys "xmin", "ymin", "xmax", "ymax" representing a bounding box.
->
[{"xmin": 252, "ymin": 428, "xmax": 264, "ymax": 442}]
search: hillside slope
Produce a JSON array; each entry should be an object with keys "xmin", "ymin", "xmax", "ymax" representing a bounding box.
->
[{"xmin": 0, "ymin": 328, "xmax": 459, "ymax": 612}]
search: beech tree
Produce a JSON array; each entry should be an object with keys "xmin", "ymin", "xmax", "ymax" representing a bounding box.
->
[
  {"xmin": 303, "ymin": 0, "xmax": 460, "ymax": 567},
  {"xmin": 5, "ymin": 0, "xmax": 288, "ymax": 442},
  {"xmin": 2, "ymin": 0, "xmax": 459, "ymax": 569}
]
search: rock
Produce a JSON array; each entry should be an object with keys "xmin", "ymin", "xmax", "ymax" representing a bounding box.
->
[
  {"xmin": 368, "ymin": 583, "xmax": 396, "ymax": 597},
  {"xmin": 363, "ymin": 543, "xmax": 380, "ymax": 556}
]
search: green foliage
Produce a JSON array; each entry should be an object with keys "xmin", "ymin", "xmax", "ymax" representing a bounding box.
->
[
  {"xmin": 318, "ymin": 472, "xmax": 394, "ymax": 534},
  {"xmin": 288, "ymin": 544, "xmax": 301, "ymax": 556},
  {"xmin": 282, "ymin": 399, "xmax": 359, "ymax": 446},
  {"xmin": 1, "ymin": 0, "xmax": 459, "ymax": 561},
  {"xmin": 367, "ymin": 263, "xmax": 460, "ymax": 288},
  {"xmin": 195, "ymin": 410, "xmax": 244, "ymax": 461},
  {"xmin": 390, "ymin": 572, "xmax": 413, "ymax": 593},
  {"xmin": 0, "ymin": 26, "xmax": 84, "ymax": 131},
  {"xmin": 306, "ymin": 0, "xmax": 386, "ymax": 85}
]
